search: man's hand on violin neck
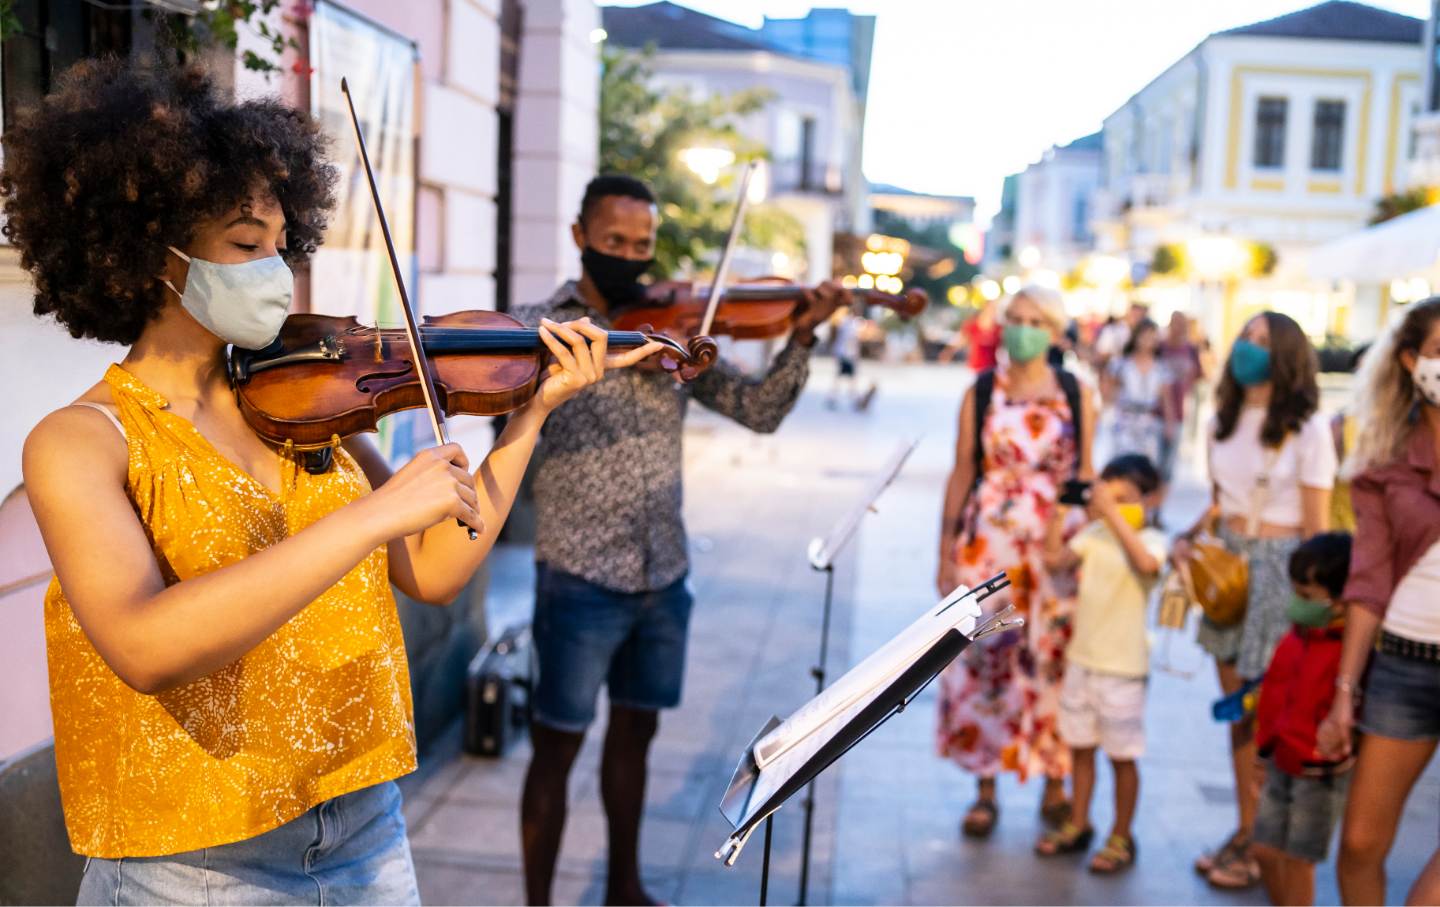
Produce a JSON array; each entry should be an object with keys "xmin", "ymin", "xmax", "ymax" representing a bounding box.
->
[{"xmin": 791, "ymin": 280, "xmax": 849, "ymax": 344}]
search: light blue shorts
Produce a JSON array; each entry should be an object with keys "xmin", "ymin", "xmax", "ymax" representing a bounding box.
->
[{"xmin": 76, "ymin": 781, "xmax": 418, "ymax": 906}]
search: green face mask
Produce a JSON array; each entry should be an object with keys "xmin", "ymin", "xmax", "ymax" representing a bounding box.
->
[
  {"xmin": 1003, "ymin": 324, "xmax": 1051, "ymax": 363},
  {"xmin": 1286, "ymin": 594, "xmax": 1334, "ymax": 628}
]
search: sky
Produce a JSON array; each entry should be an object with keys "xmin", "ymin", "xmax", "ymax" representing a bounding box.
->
[{"xmin": 602, "ymin": 0, "xmax": 1432, "ymax": 226}]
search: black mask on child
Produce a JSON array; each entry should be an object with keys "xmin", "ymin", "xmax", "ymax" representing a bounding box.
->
[{"xmin": 581, "ymin": 247, "xmax": 652, "ymax": 309}]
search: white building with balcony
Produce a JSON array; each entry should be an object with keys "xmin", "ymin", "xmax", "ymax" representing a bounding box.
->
[
  {"xmin": 1094, "ymin": 0, "xmax": 1422, "ymax": 344},
  {"xmin": 1013, "ymin": 132, "xmax": 1104, "ymax": 279},
  {"xmin": 600, "ymin": 2, "xmax": 875, "ymax": 284}
]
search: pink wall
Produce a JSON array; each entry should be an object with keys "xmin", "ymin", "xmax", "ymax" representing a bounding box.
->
[{"xmin": 0, "ymin": 489, "xmax": 55, "ymax": 760}]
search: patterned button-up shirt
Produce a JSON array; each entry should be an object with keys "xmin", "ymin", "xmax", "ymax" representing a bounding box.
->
[{"xmin": 514, "ymin": 281, "xmax": 813, "ymax": 593}]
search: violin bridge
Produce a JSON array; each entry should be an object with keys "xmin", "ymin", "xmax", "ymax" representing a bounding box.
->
[{"xmin": 373, "ymin": 329, "xmax": 384, "ymax": 363}]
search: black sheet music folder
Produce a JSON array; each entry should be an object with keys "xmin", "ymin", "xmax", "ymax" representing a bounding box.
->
[{"xmin": 715, "ymin": 572, "xmax": 1017, "ymax": 865}]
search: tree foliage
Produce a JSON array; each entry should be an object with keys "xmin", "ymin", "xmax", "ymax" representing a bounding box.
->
[
  {"xmin": 599, "ymin": 45, "xmax": 805, "ymax": 278},
  {"xmin": 1370, "ymin": 187, "xmax": 1430, "ymax": 226}
]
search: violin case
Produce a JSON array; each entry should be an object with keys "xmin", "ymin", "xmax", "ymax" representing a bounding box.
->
[{"xmin": 463, "ymin": 623, "xmax": 535, "ymax": 757}]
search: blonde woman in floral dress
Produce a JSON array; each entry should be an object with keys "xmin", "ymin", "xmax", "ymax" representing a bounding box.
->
[{"xmin": 936, "ymin": 286, "xmax": 1096, "ymax": 838}]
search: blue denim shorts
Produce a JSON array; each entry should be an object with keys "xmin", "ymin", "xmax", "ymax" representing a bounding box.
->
[
  {"xmin": 1360, "ymin": 648, "xmax": 1440, "ymax": 741},
  {"xmin": 1254, "ymin": 768, "xmax": 1350, "ymax": 863},
  {"xmin": 76, "ymin": 782, "xmax": 418, "ymax": 906},
  {"xmin": 532, "ymin": 564, "xmax": 694, "ymax": 732}
]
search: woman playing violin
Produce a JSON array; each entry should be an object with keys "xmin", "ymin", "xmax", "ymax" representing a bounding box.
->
[{"xmin": 10, "ymin": 61, "xmax": 659, "ymax": 906}]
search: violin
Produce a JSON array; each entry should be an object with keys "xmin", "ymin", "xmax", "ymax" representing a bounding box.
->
[
  {"xmin": 228, "ymin": 311, "xmax": 717, "ymax": 452},
  {"xmin": 227, "ymin": 79, "xmax": 716, "ymax": 495},
  {"xmin": 611, "ymin": 279, "xmax": 929, "ymax": 343}
]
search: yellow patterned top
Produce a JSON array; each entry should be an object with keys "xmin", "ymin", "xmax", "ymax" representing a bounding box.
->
[{"xmin": 43, "ymin": 364, "xmax": 416, "ymax": 858}]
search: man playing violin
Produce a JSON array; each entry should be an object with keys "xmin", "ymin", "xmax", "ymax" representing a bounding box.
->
[{"xmin": 515, "ymin": 174, "xmax": 848, "ymax": 906}]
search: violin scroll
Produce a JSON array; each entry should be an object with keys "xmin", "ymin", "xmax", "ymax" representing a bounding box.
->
[{"xmin": 630, "ymin": 324, "xmax": 719, "ymax": 382}]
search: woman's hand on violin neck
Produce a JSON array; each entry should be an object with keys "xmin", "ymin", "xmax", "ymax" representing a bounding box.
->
[
  {"xmin": 532, "ymin": 317, "xmax": 666, "ymax": 412},
  {"xmin": 357, "ymin": 443, "xmax": 483, "ymax": 541}
]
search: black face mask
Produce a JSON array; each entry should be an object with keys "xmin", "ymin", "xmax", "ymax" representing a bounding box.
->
[{"xmin": 582, "ymin": 247, "xmax": 652, "ymax": 309}]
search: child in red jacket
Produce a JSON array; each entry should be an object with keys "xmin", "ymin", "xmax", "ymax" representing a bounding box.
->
[{"xmin": 1253, "ymin": 532, "xmax": 1354, "ymax": 906}]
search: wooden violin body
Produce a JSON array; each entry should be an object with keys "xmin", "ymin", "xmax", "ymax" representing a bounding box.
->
[
  {"xmin": 611, "ymin": 279, "xmax": 928, "ymax": 344},
  {"xmin": 230, "ymin": 309, "xmax": 717, "ymax": 451}
]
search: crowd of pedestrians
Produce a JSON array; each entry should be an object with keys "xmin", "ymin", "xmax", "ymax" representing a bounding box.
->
[{"xmin": 935, "ymin": 289, "xmax": 1440, "ymax": 905}]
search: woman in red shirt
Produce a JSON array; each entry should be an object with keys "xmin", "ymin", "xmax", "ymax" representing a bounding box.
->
[{"xmin": 1319, "ymin": 298, "xmax": 1440, "ymax": 905}]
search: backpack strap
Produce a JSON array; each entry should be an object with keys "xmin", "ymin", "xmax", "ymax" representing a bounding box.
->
[
  {"xmin": 1053, "ymin": 366, "xmax": 1083, "ymax": 479},
  {"xmin": 971, "ymin": 368, "xmax": 996, "ymax": 482}
]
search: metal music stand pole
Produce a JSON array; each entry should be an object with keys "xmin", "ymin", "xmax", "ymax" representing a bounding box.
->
[
  {"xmin": 795, "ymin": 438, "xmax": 918, "ymax": 906},
  {"xmin": 760, "ymin": 815, "xmax": 774, "ymax": 905}
]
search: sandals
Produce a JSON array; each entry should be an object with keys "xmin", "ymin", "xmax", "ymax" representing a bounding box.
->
[
  {"xmin": 1035, "ymin": 821, "xmax": 1094, "ymax": 856},
  {"xmin": 1089, "ymin": 834, "xmax": 1137, "ymax": 873},
  {"xmin": 1206, "ymin": 845, "xmax": 1261, "ymax": 889},
  {"xmin": 1194, "ymin": 830, "xmax": 1246, "ymax": 875},
  {"xmin": 961, "ymin": 799, "xmax": 998, "ymax": 839},
  {"xmin": 1040, "ymin": 798, "xmax": 1072, "ymax": 829}
]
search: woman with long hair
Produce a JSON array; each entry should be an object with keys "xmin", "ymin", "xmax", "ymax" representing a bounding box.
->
[
  {"xmin": 1103, "ymin": 317, "xmax": 1178, "ymax": 493},
  {"xmin": 935, "ymin": 286, "xmax": 1097, "ymax": 839},
  {"xmin": 1178, "ymin": 312, "xmax": 1336, "ymax": 890},
  {"xmin": 11, "ymin": 60, "xmax": 658, "ymax": 905},
  {"xmin": 1318, "ymin": 298, "xmax": 1440, "ymax": 905}
]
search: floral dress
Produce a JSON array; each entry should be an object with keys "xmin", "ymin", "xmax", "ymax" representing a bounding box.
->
[{"xmin": 937, "ymin": 372, "xmax": 1079, "ymax": 781}]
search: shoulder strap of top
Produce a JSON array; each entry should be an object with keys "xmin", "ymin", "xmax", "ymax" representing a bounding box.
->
[
  {"xmin": 971, "ymin": 368, "xmax": 996, "ymax": 482},
  {"xmin": 1053, "ymin": 366, "xmax": 1083, "ymax": 479},
  {"xmin": 71, "ymin": 401, "xmax": 126, "ymax": 441}
]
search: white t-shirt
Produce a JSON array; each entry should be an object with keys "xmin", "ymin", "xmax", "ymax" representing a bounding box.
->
[
  {"xmin": 1208, "ymin": 408, "xmax": 1337, "ymax": 528},
  {"xmin": 1067, "ymin": 521, "xmax": 1168, "ymax": 679},
  {"xmin": 834, "ymin": 316, "xmax": 862, "ymax": 360},
  {"xmin": 1095, "ymin": 322, "xmax": 1130, "ymax": 359},
  {"xmin": 1108, "ymin": 357, "xmax": 1172, "ymax": 411},
  {"xmin": 1385, "ymin": 539, "xmax": 1440, "ymax": 644}
]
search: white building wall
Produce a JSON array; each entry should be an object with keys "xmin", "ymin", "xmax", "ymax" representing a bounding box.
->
[{"xmin": 512, "ymin": 0, "xmax": 600, "ymax": 305}]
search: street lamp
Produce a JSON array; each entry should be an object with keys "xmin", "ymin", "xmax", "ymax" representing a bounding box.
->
[
  {"xmin": 1185, "ymin": 235, "xmax": 1249, "ymax": 348},
  {"xmin": 679, "ymin": 146, "xmax": 736, "ymax": 185}
]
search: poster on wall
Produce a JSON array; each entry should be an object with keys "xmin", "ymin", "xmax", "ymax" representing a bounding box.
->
[{"xmin": 309, "ymin": 1, "xmax": 423, "ymax": 461}]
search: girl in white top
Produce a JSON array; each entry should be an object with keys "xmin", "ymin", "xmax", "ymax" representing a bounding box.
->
[{"xmin": 1177, "ymin": 311, "xmax": 1335, "ymax": 891}]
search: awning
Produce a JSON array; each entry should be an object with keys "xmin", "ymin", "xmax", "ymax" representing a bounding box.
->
[{"xmin": 1307, "ymin": 203, "xmax": 1440, "ymax": 283}]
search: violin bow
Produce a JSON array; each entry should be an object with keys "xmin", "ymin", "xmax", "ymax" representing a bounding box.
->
[
  {"xmin": 340, "ymin": 78, "xmax": 477, "ymax": 540},
  {"xmin": 697, "ymin": 160, "xmax": 758, "ymax": 338}
]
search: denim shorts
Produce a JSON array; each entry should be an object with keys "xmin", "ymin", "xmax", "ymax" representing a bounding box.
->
[
  {"xmin": 532, "ymin": 564, "xmax": 694, "ymax": 732},
  {"xmin": 1360, "ymin": 648, "xmax": 1440, "ymax": 741},
  {"xmin": 1254, "ymin": 769, "xmax": 1350, "ymax": 863},
  {"xmin": 76, "ymin": 782, "xmax": 418, "ymax": 906}
]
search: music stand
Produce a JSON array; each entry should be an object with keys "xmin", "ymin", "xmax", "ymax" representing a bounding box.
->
[
  {"xmin": 796, "ymin": 437, "xmax": 918, "ymax": 905},
  {"xmin": 714, "ymin": 574, "xmax": 1019, "ymax": 905}
]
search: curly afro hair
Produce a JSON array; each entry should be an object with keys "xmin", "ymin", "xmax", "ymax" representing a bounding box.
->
[{"xmin": 0, "ymin": 58, "xmax": 337, "ymax": 344}]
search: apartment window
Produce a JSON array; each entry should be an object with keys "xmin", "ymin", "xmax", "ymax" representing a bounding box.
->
[
  {"xmin": 799, "ymin": 116, "xmax": 817, "ymax": 190},
  {"xmin": 1311, "ymin": 100, "xmax": 1346, "ymax": 171},
  {"xmin": 3, "ymin": 0, "xmax": 134, "ymax": 129},
  {"xmin": 1253, "ymin": 96, "xmax": 1288, "ymax": 168}
]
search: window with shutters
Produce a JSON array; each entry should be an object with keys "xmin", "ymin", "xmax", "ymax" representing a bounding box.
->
[
  {"xmin": 1310, "ymin": 100, "xmax": 1346, "ymax": 171},
  {"xmin": 1253, "ymin": 96, "xmax": 1288, "ymax": 169}
]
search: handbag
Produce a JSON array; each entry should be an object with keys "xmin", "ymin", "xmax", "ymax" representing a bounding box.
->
[
  {"xmin": 1176, "ymin": 447, "xmax": 1279, "ymax": 627},
  {"xmin": 1180, "ymin": 536, "xmax": 1249, "ymax": 627}
]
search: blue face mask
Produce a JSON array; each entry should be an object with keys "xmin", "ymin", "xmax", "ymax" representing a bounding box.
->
[
  {"xmin": 164, "ymin": 246, "xmax": 294, "ymax": 350},
  {"xmin": 1229, "ymin": 338, "xmax": 1272, "ymax": 386}
]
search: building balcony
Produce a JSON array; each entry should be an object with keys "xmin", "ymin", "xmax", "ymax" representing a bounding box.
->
[
  {"xmin": 1408, "ymin": 111, "xmax": 1440, "ymax": 190},
  {"xmin": 770, "ymin": 157, "xmax": 845, "ymax": 196}
]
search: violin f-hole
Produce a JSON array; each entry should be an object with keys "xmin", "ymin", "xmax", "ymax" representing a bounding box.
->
[{"xmin": 356, "ymin": 361, "xmax": 415, "ymax": 393}]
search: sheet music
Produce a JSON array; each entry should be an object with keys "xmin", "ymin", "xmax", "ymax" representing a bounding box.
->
[{"xmin": 751, "ymin": 584, "xmax": 983, "ymax": 770}]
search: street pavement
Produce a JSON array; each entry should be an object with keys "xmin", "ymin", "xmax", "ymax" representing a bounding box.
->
[{"xmin": 401, "ymin": 359, "xmax": 1439, "ymax": 905}]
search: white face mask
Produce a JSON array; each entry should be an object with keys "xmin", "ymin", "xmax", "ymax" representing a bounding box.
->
[
  {"xmin": 1414, "ymin": 355, "xmax": 1440, "ymax": 407},
  {"xmin": 163, "ymin": 246, "xmax": 293, "ymax": 350}
]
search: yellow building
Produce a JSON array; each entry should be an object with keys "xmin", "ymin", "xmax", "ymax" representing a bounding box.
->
[{"xmin": 1092, "ymin": 0, "xmax": 1422, "ymax": 347}]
